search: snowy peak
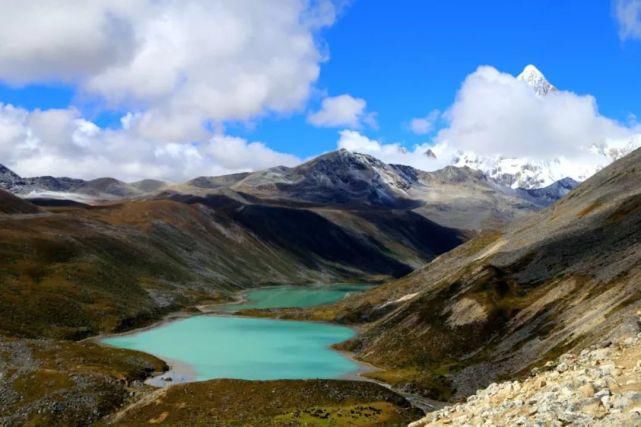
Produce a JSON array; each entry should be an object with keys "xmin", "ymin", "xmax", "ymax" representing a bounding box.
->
[
  {"xmin": 0, "ymin": 164, "xmax": 25, "ymax": 191},
  {"xmin": 517, "ymin": 64, "xmax": 556, "ymax": 96}
]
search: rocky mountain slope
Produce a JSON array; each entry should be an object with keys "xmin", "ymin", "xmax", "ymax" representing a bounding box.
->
[{"xmin": 282, "ymin": 146, "xmax": 641, "ymax": 403}]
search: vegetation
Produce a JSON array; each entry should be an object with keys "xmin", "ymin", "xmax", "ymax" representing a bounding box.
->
[{"xmin": 110, "ymin": 379, "xmax": 422, "ymax": 426}]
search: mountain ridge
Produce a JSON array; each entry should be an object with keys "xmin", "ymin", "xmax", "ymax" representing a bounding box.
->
[{"xmin": 1, "ymin": 150, "xmax": 569, "ymax": 230}]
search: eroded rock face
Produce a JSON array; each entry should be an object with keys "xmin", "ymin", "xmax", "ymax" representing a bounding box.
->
[{"xmin": 409, "ymin": 333, "xmax": 641, "ymax": 426}]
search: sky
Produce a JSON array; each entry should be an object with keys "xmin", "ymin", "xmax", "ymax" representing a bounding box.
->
[{"xmin": 0, "ymin": 0, "xmax": 640, "ymax": 181}]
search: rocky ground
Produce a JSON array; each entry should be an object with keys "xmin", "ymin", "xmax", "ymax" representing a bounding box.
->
[
  {"xmin": 0, "ymin": 337, "xmax": 166, "ymax": 426},
  {"xmin": 409, "ymin": 332, "xmax": 641, "ymax": 426}
]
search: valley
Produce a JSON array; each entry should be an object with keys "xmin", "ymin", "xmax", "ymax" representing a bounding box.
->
[
  {"xmin": 2, "ymin": 3, "xmax": 640, "ymax": 425},
  {"xmin": 2, "ymin": 147, "xmax": 641, "ymax": 425}
]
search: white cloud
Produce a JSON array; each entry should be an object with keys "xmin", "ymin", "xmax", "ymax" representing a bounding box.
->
[
  {"xmin": 615, "ymin": 0, "xmax": 641, "ymax": 40},
  {"xmin": 434, "ymin": 66, "xmax": 634, "ymax": 160},
  {"xmin": 307, "ymin": 94, "xmax": 377, "ymax": 128},
  {"xmin": 409, "ymin": 110, "xmax": 441, "ymax": 135},
  {"xmin": 0, "ymin": 103, "xmax": 300, "ymax": 182},
  {"xmin": 0, "ymin": 0, "xmax": 338, "ymax": 142},
  {"xmin": 336, "ymin": 65, "xmax": 641, "ymax": 185},
  {"xmin": 337, "ymin": 130, "xmax": 449, "ymax": 170}
]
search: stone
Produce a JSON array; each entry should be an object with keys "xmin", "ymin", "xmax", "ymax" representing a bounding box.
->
[
  {"xmin": 578, "ymin": 398, "xmax": 605, "ymax": 417},
  {"xmin": 578, "ymin": 383, "xmax": 596, "ymax": 398},
  {"xmin": 624, "ymin": 391, "xmax": 641, "ymax": 403}
]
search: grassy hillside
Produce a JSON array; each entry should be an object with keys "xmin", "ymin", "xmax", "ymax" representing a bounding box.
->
[{"xmin": 0, "ymin": 194, "xmax": 465, "ymax": 340}]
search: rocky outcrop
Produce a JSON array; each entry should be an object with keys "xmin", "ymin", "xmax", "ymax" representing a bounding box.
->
[{"xmin": 410, "ymin": 332, "xmax": 641, "ymax": 426}]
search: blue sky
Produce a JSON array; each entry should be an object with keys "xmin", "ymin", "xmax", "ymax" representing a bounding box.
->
[
  {"xmin": 0, "ymin": 0, "xmax": 639, "ymax": 181},
  {"xmin": 247, "ymin": 0, "xmax": 641, "ymax": 157}
]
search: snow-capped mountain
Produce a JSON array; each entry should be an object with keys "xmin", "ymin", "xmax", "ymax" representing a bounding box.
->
[
  {"xmin": 517, "ymin": 64, "xmax": 556, "ymax": 96},
  {"xmin": 450, "ymin": 152, "xmax": 591, "ymax": 189},
  {"xmin": 450, "ymin": 142, "xmax": 641, "ymax": 190},
  {"xmin": 443, "ymin": 65, "xmax": 641, "ymax": 189}
]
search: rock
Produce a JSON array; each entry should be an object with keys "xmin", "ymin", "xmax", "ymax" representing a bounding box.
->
[
  {"xmin": 624, "ymin": 391, "xmax": 641, "ymax": 403},
  {"xmin": 408, "ymin": 334, "xmax": 641, "ymax": 427},
  {"xmin": 578, "ymin": 398, "xmax": 605, "ymax": 417},
  {"xmin": 578, "ymin": 383, "xmax": 596, "ymax": 398},
  {"xmin": 590, "ymin": 348, "xmax": 611, "ymax": 361}
]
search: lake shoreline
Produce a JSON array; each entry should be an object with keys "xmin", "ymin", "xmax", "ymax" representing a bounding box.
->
[
  {"xmin": 95, "ymin": 284, "xmax": 378, "ymax": 386},
  {"xmin": 94, "ymin": 283, "xmax": 437, "ymax": 412},
  {"xmin": 98, "ymin": 311, "xmax": 375, "ymax": 385}
]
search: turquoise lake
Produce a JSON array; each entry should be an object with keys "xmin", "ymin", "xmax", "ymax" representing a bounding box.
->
[
  {"xmin": 102, "ymin": 315, "xmax": 358, "ymax": 381},
  {"xmin": 221, "ymin": 283, "xmax": 374, "ymax": 312},
  {"xmin": 101, "ymin": 285, "xmax": 374, "ymax": 381}
]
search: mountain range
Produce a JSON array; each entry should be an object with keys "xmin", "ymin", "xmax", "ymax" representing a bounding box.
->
[{"xmin": 0, "ymin": 149, "xmax": 575, "ymax": 231}]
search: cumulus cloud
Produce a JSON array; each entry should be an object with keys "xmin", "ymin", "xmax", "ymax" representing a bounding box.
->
[
  {"xmin": 434, "ymin": 66, "xmax": 634, "ymax": 160},
  {"xmin": 409, "ymin": 110, "xmax": 441, "ymax": 135},
  {"xmin": 0, "ymin": 0, "xmax": 338, "ymax": 142},
  {"xmin": 0, "ymin": 103, "xmax": 300, "ymax": 182},
  {"xmin": 338, "ymin": 65, "xmax": 641, "ymax": 180},
  {"xmin": 307, "ymin": 94, "xmax": 377, "ymax": 128},
  {"xmin": 615, "ymin": 0, "xmax": 641, "ymax": 40}
]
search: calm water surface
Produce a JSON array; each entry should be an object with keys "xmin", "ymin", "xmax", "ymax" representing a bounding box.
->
[
  {"xmin": 101, "ymin": 284, "xmax": 375, "ymax": 381},
  {"xmin": 102, "ymin": 315, "xmax": 358, "ymax": 380}
]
